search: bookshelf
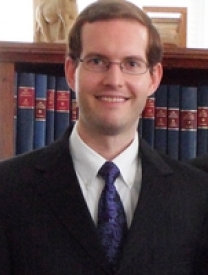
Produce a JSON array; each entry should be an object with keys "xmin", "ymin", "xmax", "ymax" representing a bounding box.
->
[
  {"xmin": 0, "ymin": 42, "xmax": 66, "ymax": 160},
  {"xmin": 1, "ymin": 41, "xmax": 208, "ymax": 160}
]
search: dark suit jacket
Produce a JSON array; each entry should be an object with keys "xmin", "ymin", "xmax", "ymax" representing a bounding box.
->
[
  {"xmin": 189, "ymin": 154, "xmax": 208, "ymax": 173},
  {"xmin": 1, "ymin": 126, "xmax": 208, "ymax": 275}
]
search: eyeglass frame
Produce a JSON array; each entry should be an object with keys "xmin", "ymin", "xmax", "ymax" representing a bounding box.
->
[{"xmin": 77, "ymin": 55, "xmax": 150, "ymax": 75}]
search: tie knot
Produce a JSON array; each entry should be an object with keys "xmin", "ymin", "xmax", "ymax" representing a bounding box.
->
[{"xmin": 98, "ymin": 161, "xmax": 120, "ymax": 185}]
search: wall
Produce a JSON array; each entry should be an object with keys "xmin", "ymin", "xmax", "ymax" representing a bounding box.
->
[{"xmin": 0, "ymin": 0, "xmax": 207, "ymax": 48}]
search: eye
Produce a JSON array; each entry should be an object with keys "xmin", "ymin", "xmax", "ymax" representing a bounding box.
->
[
  {"xmin": 85, "ymin": 56, "xmax": 106, "ymax": 67},
  {"xmin": 125, "ymin": 59, "xmax": 144, "ymax": 68}
]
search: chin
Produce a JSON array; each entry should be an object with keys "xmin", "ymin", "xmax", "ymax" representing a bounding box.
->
[{"xmin": 97, "ymin": 122, "xmax": 124, "ymax": 136}]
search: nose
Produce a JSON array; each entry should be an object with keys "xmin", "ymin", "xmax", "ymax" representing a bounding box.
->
[{"xmin": 102, "ymin": 62, "xmax": 125, "ymax": 88}]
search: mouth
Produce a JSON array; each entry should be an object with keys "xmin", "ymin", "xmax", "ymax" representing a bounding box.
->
[{"xmin": 96, "ymin": 96, "xmax": 128, "ymax": 102}]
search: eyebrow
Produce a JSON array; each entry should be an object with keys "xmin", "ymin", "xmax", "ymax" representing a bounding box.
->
[
  {"xmin": 83, "ymin": 52, "xmax": 147, "ymax": 62},
  {"xmin": 83, "ymin": 53, "xmax": 106, "ymax": 59}
]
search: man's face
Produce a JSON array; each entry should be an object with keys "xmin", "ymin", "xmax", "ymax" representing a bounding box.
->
[{"xmin": 66, "ymin": 19, "xmax": 162, "ymax": 137}]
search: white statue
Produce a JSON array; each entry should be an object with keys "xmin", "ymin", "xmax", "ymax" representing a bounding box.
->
[{"xmin": 34, "ymin": 0, "xmax": 78, "ymax": 43}]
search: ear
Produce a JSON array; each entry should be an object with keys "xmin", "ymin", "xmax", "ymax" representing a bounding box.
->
[
  {"xmin": 65, "ymin": 56, "xmax": 76, "ymax": 91},
  {"xmin": 148, "ymin": 63, "xmax": 163, "ymax": 96}
]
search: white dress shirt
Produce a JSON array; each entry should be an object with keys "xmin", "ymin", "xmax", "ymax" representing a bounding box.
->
[{"xmin": 69, "ymin": 124, "xmax": 142, "ymax": 228}]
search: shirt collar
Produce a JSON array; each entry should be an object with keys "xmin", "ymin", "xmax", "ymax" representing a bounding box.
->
[
  {"xmin": 113, "ymin": 135, "xmax": 139, "ymax": 189},
  {"xmin": 69, "ymin": 123, "xmax": 139, "ymax": 189}
]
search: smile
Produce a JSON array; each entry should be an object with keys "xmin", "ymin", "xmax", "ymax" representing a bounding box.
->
[{"xmin": 98, "ymin": 96, "xmax": 126, "ymax": 102}]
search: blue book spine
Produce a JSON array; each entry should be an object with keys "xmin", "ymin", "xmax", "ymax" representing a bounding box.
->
[
  {"xmin": 34, "ymin": 73, "xmax": 47, "ymax": 149},
  {"xmin": 179, "ymin": 86, "xmax": 197, "ymax": 161},
  {"xmin": 167, "ymin": 84, "xmax": 180, "ymax": 160},
  {"xmin": 46, "ymin": 75, "xmax": 56, "ymax": 145},
  {"xmin": 197, "ymin": 84, "xmax": 208, "ymax": 156},
  {"xmin": 141, "ymin": 94, "xmax": 155, "ymax": 148},
  {"xmin": 16, "ymin": 72, "xmax": 35, "ymax": 154},
  {"xmin": 54, "ymin": 76, "xmax": 70, "ymax": 140},
  {"xmin": 154, "ymin": 84, "xmax": 168, "ymax": 154}
]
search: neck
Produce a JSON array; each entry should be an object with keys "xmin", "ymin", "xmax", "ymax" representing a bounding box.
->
[{"xmin": 76, "ymin": 122, "xmax": 136, "ymax": 160}]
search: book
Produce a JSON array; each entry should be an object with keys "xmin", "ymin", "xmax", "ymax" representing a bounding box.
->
[
  {"xmin": 197, "ymin": 84, "xmax": 208, "ymax": 156},
  {"xmin": 154, "ymin": 84, "xmax": 168, "ymax": 154},
  {"xmin": 179, "ymin": 85, "xmax": 197, "ymax": 161},
  {"xmin": 167, "ymin": 84, "xmax": 180, "ymax": 160},
  {"xmin": 141, "ymin": 94, "xmax": 155, "ymax": 148},
  {"xmin": 13, "ymin": 72, "xmax": 18, "ymax": 152},
  {"xmin": 34, "ymin": 73, "xmax": 47, "ymax": 149},
  {"xmin": 70, "ymin": 89, "xmax": 79, "ymax": 125},
  {"xmin": 54, "ymin": 76, "xmax": 71, "ymax": 140},
  {"xmin": 46, "ymin": 75, "xmax": 56, "ymax": 145},
  {"xmin": 16, "ymin": 72, "xmax": 35, "ymax": 154}
]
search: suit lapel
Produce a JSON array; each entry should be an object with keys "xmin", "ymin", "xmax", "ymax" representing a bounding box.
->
[
  {"xmin": 118, "ymin": 139, "xmax": 175, "ymax": 271},
  {"xmin": 31, "ymin": 128, "xmax": 111, "ymax": 273}
]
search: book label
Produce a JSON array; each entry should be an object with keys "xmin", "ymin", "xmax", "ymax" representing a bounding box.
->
[
  {"xmin": 168, "ymin": 109, "xmax": 180, "ymax": 129},
  {"xmin": 71, "ymin": 99, "xmax": 79, "ymax": 122},
  {"xmin": 180, "ymin": 110, "xmax": 197, "ymax": 130},
  {"xmin": 142, "ymin": 98, "xmax": 155, "ymax": 118},
  {"xmin": 56, "ymin": 91, "xmax": 70, "ymax": 113},
  {"xmin": 35, "ymin": 99, "xmax": 46, "ymax": 120},
  {"xmin": 197, "ymin": 107, "xmax": 208, "ymax": 128},
  {"xmin": 18, "ymin": 87, "xmax": 35, "ymax": 108},
  {"xmin": 155, "ymin": 107, "xmax": 167, "ymax": 129}
]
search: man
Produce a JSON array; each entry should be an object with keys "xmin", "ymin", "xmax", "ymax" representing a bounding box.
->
[{"xmin": 0, "ymin": 1, "xmax": 208, "ymax": 274}]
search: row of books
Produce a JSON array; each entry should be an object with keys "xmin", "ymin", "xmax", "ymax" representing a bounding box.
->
[
  {"xmin": 140, "ymin": 84, "xmax": 208, "ymax": 161},
  {"xmin": 14, "ymin": 72, "xmax": 208, "ymax": 161},
  {"xmin": 14, "ymin": 72, "xmax": 78, "ymax": 155}
]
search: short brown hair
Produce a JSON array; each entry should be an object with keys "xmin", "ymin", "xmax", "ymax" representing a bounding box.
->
[{"xmin": 67, "ymin": 0, "xmax": 163, "ymax": 68}]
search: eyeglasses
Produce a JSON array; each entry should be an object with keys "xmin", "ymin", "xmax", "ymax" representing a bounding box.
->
[{"xmin": 78, "ymin": 56, "xmax": 149, "ymax": 75}]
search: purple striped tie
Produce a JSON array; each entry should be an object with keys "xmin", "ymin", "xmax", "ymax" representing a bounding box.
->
[{"xmin": 97, "ymin": 161, "xmax": 127, "ymax": 268}]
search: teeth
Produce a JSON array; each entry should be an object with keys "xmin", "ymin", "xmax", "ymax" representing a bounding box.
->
[{"xmin": 101, "ymin": 97, "xmax": 125, "ymax": 102}]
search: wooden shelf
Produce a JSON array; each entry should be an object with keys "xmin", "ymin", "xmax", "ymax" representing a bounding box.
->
[
  {"xmin": 1, "ymin": 41, "xmax": 208, "ymax": 160},
  {"xmin": 0, "ymin": 41, "xmax": 66, "ymax": 63}
]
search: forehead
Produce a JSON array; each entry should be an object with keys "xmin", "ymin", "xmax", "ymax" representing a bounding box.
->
[{"xmin": 81, "ymin": 19, "xmax": 149, "ymax": 59}]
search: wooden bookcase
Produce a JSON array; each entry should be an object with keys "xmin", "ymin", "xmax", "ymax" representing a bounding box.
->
[
  {"xmin": 1, "ymin": 41, "xmax": 208, "ymax": 160},
  {"xmin": 0, "ymin": 42, "xmax": 66, "ymax": 160}
]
